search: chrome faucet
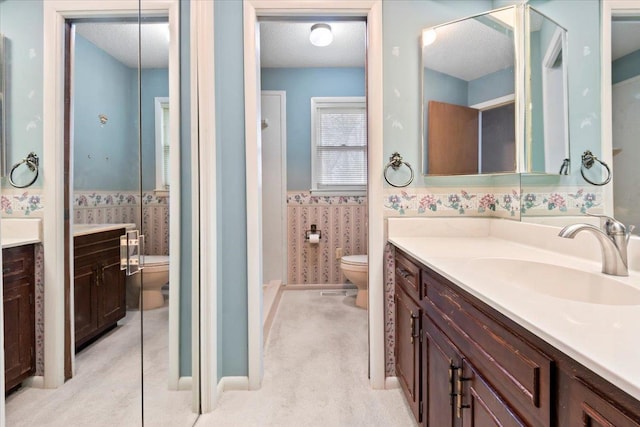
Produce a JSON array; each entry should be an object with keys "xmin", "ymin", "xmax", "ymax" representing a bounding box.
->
[{"xmin": 558, "ymin": 214, "xmax": 634, "ymax": 276}]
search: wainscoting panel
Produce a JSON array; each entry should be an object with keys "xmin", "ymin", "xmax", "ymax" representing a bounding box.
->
[
  {"xmin": 287, "ymin": 192, "xmax": 367, "ymax": 285},
  {"xmin": 73, "ymin": 191, "xmax": 169, "ymax": 256}
]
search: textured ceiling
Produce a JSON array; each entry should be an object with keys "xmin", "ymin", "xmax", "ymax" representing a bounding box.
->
[
  {"xmin": 260, "ymin": 21, "xmax": 366, "ymax": 68},
  {"xmin": 612, "ymin": 20, "xmax": 640, "ymax": 61},
  {"xmin": 75, "ymin": 21, "xmax": 169, "ymax": 69},
  {"xmin": 423, "ymin": 17, "xmax": 515, "ymax": 82}
]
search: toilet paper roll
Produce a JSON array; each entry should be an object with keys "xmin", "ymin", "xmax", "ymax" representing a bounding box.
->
[{"xmin": 308, "ymin": 233, "xmax": 320, "ymax": 244}]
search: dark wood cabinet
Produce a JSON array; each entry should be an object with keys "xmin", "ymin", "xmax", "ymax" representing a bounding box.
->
[
  {"xmin": 393, "ymin": 246, "xmax": 640, "ymax": 427},
  {"xmin": 74, "ymin": 229, "xmax": 126, "ymax": 351},
  {"xmin": 395, "ymin": 285, "xmax": 421, "ymax": 421},
  {"xmin": 3, "ymin": 244, "xmax": 35, "ymax": 392}
]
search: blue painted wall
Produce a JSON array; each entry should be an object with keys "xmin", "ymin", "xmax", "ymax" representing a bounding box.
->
[
  {"xmin": 613, "ymin": 49, "xmax": 640, "ymax": 84},
  {"xmin": 74, "ymin": 34, "xmax": 168, "ymax": 191},
  {"xmin": 73, "ymin": 34, "xmax": 138, "ymax": 190},
  {"xmin": 384, "ymin": 0, "xmax": 497, "ymax": 186},
  {"xmin": 468, "ymin": 67, "xmax": 514, "ymax": 106},
  {"xmin": 214, "ymin": 0, "xmax": 247, "ymax": 379},
  {"xmin": 261, "ymin": 67, "xmax": 365, "ymax": 191},
  {"xmin": 0, "ymin": 0, "xmax": 43, "ymax": 188},
  {"xmin": 141, "ymin": 68, "xmax": 169, "ymax": 191}
]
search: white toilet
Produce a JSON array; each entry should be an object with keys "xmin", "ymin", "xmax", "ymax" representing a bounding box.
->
[
  {"xmin": 340, "ymin": 255, "xmax": 368, "ymax": 309},
  {"xmin": 128, "ymin": 255, "xmax": 169, "ymax": 310}
]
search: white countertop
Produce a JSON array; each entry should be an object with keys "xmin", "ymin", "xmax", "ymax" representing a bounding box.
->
[
  {"xmin": 1, "ymin": 218, "xmax": 42, "ymax": 249},
  {"xmin": 388, "ymin": 217, "xmax": 640, "ymax": 402},
  {"xmin": 73, "ymin": 223, "xmax": 135, "ymax": 237}
]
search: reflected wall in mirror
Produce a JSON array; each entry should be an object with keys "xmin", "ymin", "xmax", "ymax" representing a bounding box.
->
[
  {"xmin": 525, "ymin": 8, "xmax": 570, "ymax": 175},
  {"xmin": 422, "ymin": 7, "xmax": 517, "ymax": 176},
  {"xmin": 611, "ymin": 17, "xmax": 640, "ymax": 232},
  {"xmin": 421, "ymin": 6, "xmax": 570, "ymax": 177}
]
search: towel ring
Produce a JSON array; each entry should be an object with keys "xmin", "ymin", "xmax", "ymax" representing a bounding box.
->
[
  {"xmin": 384, "ymin": 152, "xmax": 414, "ymax": 188},
  {"xmin": 580, "ymin": 150, "xmax": 611, "ymax": 186},
  {"xmin": 9, "ymin": 152, "xmax": 39, "ymax": 188}
]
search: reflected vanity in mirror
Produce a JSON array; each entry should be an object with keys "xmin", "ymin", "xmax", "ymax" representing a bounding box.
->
[{"xmin": 421, "ymin": 5, "xmax": 569, "ymax": 177}]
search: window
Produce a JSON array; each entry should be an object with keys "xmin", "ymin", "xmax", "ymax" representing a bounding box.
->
[
  {"xmin": 154, "ymin": 97, "xmax": 170, "ymax": 192},
  {"xmin": 311, "ymin": 97, "xmax": 367, "ymax": 194}
]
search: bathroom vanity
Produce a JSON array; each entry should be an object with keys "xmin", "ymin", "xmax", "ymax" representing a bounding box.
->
[
  {"xmin": 2, "ymin": 244, "xmax": 35, "ymax": 392},
  {"xmin": 73, "ymin": 226, "xmax": 128, "ymax": 351},
  {"xmin": 389, "ymin": 218, "xmax": 640, "ymax": 426}
]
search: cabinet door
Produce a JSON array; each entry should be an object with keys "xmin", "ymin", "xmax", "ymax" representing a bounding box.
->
[
  {"xmin": 74, "ymin": 264, "xmax": 98, "ymax": 346},
  {"xmin": 396, "ymin": 288, "xmax": 421, "ymax": 422},
  {"xmin": 3, "ymin": 277, "xmax": 35, "ymax": 391},
  {"xmin": 568, "ymin": 377, "xmax": 640, "ymax": 427},
  {"xmin": 460, "ymin": 360, "xmax": 526, "ymax": 427},
  {"xmin": 97, "ymin": 260, "xmax": 126, "ymax": 328},
  {"xmin": 423, "ymin": 312, "xmax": 459, "ymax": 427}
]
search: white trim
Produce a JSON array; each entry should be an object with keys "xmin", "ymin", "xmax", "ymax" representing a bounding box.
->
[
  {"xmin": 22, "ymin": 376, "xmax": 45, "ymax": 389},
  {"xmin": 178, "ymin": 376, "xmax": 193, "ymax": 391},
  {"xmin": 154, "ymin": 96, "xmax": 170, "ymax": 191},
  {"xmin": 216, "ymin": 376, "xmax": 251, "ymax": 394},
  {"xmin": 260, "ymin": 90, "xmax": 288, "ymax": 285},
  {"xmin": 243, "ymin": 1, "xmax": 264, "ymax": 391},
  {"xmin": 0, "ymin": 225, "xmax": 4, "ymax": 427},
  {"xmin": 541, "ymin": 27, "xmax": 569, "ymax": 174},
  {"xmin": 243, "ymin": 0, "xmax": 385, "ymax": 393},
  {"xmin": 384, "ymin": 376, "xmax": 400, "ymax": 390},
  {"xmin": 469, "ymin": 93, "xmax": 515, "ymax": 110},
  {"xmin": 194, "ymin": 0, "xmax": 216, "ymax": 413},
  {"xmin": 40, "ymin": 0, "xmax": 185, "ymax": 399},
  {"xmin": 612, "ymin": 73, "xmax": 640, "ymax": 88},
  {"xmin": 602, "ymin": 1, "xmax": 640, "ymax": 217}
]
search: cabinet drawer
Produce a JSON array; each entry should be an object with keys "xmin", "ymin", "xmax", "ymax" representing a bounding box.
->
[
  {"xmin": 568, "ymin": 377, "xmax": 640, "ymax": 427},
  {"xmin": 2, "ymin": 245, "xmax": 35, "ymax": 282},
  {"xmin": 423, "ymin": 268, "xmax": 553, "ymax": 427},
  {"xmin": 395, "ymin": 250, "xmax": 421, "ymax": 302}
]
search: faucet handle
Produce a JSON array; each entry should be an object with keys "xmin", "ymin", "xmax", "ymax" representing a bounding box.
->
[{"xmin": 586, "ymin": 213, "xmax": 627, "ymax": 235}]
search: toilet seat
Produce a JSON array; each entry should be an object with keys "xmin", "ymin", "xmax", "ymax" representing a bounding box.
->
[{"xmin": 341, "ymin": 254, "xmax": 368, "ymax": 266}]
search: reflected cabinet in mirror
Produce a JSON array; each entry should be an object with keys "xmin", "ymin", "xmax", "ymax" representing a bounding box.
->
[{"xmin": 421, "ymin": 6, "xmax": 569, "ymax": 176}]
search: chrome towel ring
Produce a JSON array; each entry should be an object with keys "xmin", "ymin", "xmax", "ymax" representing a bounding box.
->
[
  {"xmin": 9, "ymin": 152, "xmax": 39, "ymax": 188},
  {"xmin": 384, "ymin": 152, "xmax": 414, "ymax": 188},
  {"xmin": 580, "ymin": 150, "xmax": 611, "ymax": 186}
]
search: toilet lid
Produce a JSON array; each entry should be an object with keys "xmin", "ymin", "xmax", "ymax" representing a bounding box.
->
[
  {"xmin": 342, "ymin": 254, "xmax": 367, "ymax": 266},
  {"xmin": 143, "ymin": 255, "xmax": 170, "ymax": 267}
]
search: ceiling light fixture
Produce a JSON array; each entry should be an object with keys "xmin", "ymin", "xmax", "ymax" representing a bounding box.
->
[
  {"xmin": 310, "ymin": 23, "xmax": 333, "ymax": 47},
  {"xmin": 422, "ymin": 29, "xmax": 437, "ymax": 47}
]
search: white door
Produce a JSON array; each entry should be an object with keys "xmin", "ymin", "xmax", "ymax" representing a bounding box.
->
[{"xmin": 261, "ymin": 91, "xmax": 287, "ymax": 284}]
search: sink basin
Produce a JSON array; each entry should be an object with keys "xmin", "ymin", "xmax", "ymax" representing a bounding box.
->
[{"xmin": 465, "ymin": 258, "xmax": 640, "ymax": 306}]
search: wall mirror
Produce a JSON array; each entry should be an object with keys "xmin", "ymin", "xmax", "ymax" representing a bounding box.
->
[{"xmin": 421, "ymin": 6, "xmax": 569, "ymax": 177}]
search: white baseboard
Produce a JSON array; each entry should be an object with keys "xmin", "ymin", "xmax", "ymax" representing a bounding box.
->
[
  {"xmin": 23, "ymin": 376, "xmax": 45, "ymax": 389},
  {"xmin": 178, "ymin": 376, "xmax": 192, "ymax": 391},
  {"xmin": 385, "ymin": 376, "xmax": 400, "ymax": 389},
  {"xmin": 217, "ymin": 376, "xmax": 250, "ymax": 395}
]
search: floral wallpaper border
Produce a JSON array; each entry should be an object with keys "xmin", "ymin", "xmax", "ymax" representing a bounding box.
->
[
  {"xmin": 1, "ymin": 191, "xmax": 44, "ymax": 216},
  {"xmin": 287, "ymin": 191, "xmax": 366, "ymax": 206},
  {"xmin": 74, "ymin": 190, "xmax": 168, "ymax": 207},
  {"xmin": 383, "ymin": 187, "xmax": 603, "ymax": 218}
]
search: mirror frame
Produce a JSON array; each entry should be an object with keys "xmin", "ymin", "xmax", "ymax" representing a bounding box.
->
[{"xmin": 0, "ymin": 33, "xmax": 5, "ymax": 177}]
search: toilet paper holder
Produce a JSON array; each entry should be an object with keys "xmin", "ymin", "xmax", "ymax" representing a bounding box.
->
[{"xmin": 305, "ymin": 224, "xmax": 322, "ymax": 241}]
